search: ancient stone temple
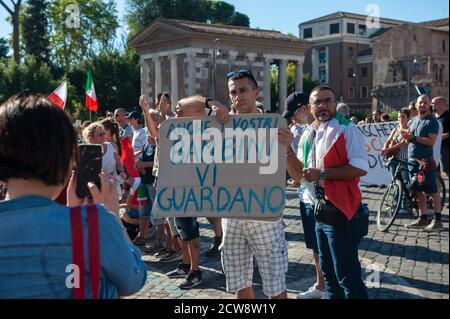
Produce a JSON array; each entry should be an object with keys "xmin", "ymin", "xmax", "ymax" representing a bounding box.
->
[{"xmin": 129, "ymin": 18, "xmax": 311, "ymax": 113}]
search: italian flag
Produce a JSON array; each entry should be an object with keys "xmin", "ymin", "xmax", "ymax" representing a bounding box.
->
[
  {"xmin": 47, "ymin": 80, "xmax": 67, "ymax": 109},
  {"xmin": 85, "ymin": 68, "xmax": 98, "ymax": 112},
  {"xmin": 301, "ymin": 113, "xmax": 362, "ymax": 220}
]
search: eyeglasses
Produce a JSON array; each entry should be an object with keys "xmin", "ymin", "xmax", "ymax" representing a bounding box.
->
[
  {"xmin": 311, "ymin": 98, "xmax": 334, "ymax": 106},
  {"xmin": 227, "ymin": 69, "xmax": 258, "ymax": 87},
  {"xmin": 95, "ymin": 132, "xmax": 105, "ymax": 137}
]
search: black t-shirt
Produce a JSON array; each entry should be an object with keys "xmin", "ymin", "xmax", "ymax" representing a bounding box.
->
[
  {"xmin": 140, "ymin": 142, "xmax": 155, "ymax": 185},
  {"xmin": 437, "ymin": 110, "xmax": 449, "ymax": 148}
]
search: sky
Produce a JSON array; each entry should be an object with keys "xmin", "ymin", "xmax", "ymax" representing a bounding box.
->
[{"xmin": 0, "ymin": 0, "xmax": 449, "ymax": 44}]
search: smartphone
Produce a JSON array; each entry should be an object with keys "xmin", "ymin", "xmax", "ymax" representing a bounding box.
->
[{"xmin": 76, "ymin": 144, "xmax": 102, "ymax": 198}]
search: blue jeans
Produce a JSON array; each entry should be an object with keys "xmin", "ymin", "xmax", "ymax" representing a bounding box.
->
[
  {"xmin": 299, "ymin": 202, "xmax": 318, "ymax": 252},
  {"xmin": 315, "ymin": 217, "xmax": 368, "ymax": 299},
  {"xmin": 390, "ymin": 160, "xmax": 410, "ymax": 210}
]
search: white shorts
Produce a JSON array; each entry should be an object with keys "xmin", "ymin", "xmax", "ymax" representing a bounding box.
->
[{"xmin": 220, "ymin": 218, "xmax": 288, "ymax": 297}]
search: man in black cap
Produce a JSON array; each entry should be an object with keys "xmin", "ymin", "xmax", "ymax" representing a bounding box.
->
[
  {"xmin": 283, "ymin": 92, "xmax": 328, "ymax": 299},
  {"xmin": 282, "ymin": 92, "xmax": 309, "ymax": 154}
]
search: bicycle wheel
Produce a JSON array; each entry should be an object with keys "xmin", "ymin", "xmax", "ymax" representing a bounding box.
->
[{"xmin": 377, "ymin": 179, "xmax": 403, "ymax": 232}]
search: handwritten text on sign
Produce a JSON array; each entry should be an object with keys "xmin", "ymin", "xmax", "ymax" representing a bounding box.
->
[
  {"xmin": 156, "ymin": 114, "xmax": 287, "ymax": 218},
  {"xmin": 357, "ymin": 121, "xmax": 397, "ymax": 185}
]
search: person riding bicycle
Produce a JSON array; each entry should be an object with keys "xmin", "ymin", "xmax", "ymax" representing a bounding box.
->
[
  {"xmin": 401, "ymin": 95, "xmax": 443, "ymax": 232},
  {"xmin": 381, "ymin": 108, "xmax": 411, "ymax": 213}
]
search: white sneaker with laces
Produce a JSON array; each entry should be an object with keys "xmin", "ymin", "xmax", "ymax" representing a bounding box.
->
[{"xmin": 296, "ymin": 284, "xmax": 328, "ymax": 299}]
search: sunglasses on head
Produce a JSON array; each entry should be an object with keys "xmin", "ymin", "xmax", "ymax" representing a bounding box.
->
[{"xmin": 227, "ymin": 69, "xmax": 258, "ymax": 87}]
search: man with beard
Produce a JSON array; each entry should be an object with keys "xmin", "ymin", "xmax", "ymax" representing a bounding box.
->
[
  {"xmin": 402, "ymin": 95, "xmax": 442, "ymax": 231},
  {"xmin": 279, "ymin": 85, "xmax": 369, "ymax": 299}
]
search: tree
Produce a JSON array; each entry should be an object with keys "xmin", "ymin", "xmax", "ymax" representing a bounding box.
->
[
  {"xmin": 270, "ymin": 63, "xmax": 320, "ymax": 113},
  {"xmin": 229, "ymin": 12, "xmax": 249, "ymax": 27},
  {"xmin": 0, "ymin": 0, "xmax": 22, "ymax": 63},
  {"xmin": 126, "ymin": 0, "xmax": 250, "ymax": 37},
  {"xmin": 0, "ymin": 37, "xmax": 9, "ymax": 59},
  {"xmin": 48, "ymin": 0, "xmax": 119, "ymax": 71},
  {"xmin": 207, "ymin": 1, "xmax": 249, "ymax": 27},
  {"xmin": 0, "ymin": 55, "xmax": 55, "ymax": 103},
  {"xmin": 21, "ymin": 0, "xmax": 50, "ymax": 65}
]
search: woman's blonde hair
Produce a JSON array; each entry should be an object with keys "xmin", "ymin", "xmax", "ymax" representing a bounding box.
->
[{"xmin": 82, "ymin": 122, "xmax": 103, "ymax": 143}]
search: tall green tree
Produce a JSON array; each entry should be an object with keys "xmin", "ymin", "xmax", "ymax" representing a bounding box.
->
[
  {"xmin": 0, "ymin": 37, "xmax": 9, "ymax": 59},
  {"xmin": 48, "ymin": 0, "xmax": 119, "ymax": 71},
  {"xmin": 21, "ymin": 0, "xmax": 50, "ymax": 65},
  {"xmin": 270, "ymin": 63, "xmax": 320, "ymax": 112},
  {"xmin": 0, "ymin": 55, "xmax": 55, "ymax": 102},
  {"xmin": 0, "ymin": 0, "xmax": 22, "ymax": 63},
  {"xmin": 207, "ymin": 1, "xmax": 249, "ymax": 26},
  {"xmin": 126, "ymin": 0, "xmax": 250, "ymax": 37}
]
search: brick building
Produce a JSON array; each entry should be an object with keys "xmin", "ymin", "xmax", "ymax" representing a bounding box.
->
[
  {"xmin": 372, "ymin": 19, "xmax": 449, "ymax": 111},
  {"xmin": 299, "ymin": 12, "xmax": 404, "ymax": 114}
]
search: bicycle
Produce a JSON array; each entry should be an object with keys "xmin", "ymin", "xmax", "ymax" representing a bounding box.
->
[{"xmin": 376, "ymin": 158, "xmax": 446, "ymax": 232}]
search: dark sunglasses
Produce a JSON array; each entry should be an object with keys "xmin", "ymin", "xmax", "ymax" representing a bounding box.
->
[{"xmin": 227, "ymin": 69, "xmax": 258, "ymax": 87}]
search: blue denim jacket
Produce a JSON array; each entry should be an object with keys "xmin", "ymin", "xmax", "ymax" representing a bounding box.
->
[{"xmin": 0, "ymin": 196, "xmax": 147, "ymax": 298}]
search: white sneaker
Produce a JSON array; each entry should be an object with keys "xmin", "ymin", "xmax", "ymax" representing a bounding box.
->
[{"xmin": 296, "ymin": 284, "xmax": 328, "ymax": 299}]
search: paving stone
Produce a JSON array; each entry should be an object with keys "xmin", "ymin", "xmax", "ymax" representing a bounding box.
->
[{"xmin": 127, "ymin": 182, "xmax": 449, "ymax": 300}]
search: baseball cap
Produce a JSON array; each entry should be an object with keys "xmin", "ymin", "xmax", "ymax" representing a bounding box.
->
[
  {"xmin": 282, "ymin": 92, "xmax": 309, "ymax": 119},
  {"xmin": 125, "ymin": 111, "xmax": 140, "ymax": 120}
]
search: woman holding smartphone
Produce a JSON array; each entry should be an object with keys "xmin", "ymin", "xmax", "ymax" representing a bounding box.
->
[{"xmin": 0, "ymin": 94, "xmax": 147, "ymax": 298}]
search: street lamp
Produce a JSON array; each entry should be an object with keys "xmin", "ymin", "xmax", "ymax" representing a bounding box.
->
[
  {"xmin": 407, "ymin": 55, "xmax": 427, "ymax": 104},
  {"xmin": 212, "ymin": 38, "xmax": 221, "ymax": 99}
]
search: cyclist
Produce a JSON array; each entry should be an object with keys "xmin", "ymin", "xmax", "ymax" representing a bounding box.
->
[{"xmin": 381, "ymin": 108, "xmax": 411, "ymax": 213}]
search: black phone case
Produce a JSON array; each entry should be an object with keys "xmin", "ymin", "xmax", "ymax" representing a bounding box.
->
[{"xmin": 76, "ymin": 144, "xmax": 102, "ymax": 198}]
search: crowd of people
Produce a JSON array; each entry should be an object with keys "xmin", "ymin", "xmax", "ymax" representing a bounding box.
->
[{"xmin": 0, "ymin": 67, "xmax": 448, "ymax": 299}]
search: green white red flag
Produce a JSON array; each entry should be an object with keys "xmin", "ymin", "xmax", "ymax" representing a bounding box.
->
[{"xmin": 85, "ymin": 69, "xmax": 98, "ymax": 112}]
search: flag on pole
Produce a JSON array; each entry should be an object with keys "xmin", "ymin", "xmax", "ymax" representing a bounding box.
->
[
  {"xmin": 47, "ymin": 81, "xmax": 67, "ymax": 109},
  {"xmin": 85, "ymin": 68, "xmax": 98, "ymax": 112}
]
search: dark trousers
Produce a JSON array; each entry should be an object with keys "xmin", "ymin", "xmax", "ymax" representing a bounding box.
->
[{"xmin": 315, "ymin": 217, "xmax": 368, "ymax": 299}]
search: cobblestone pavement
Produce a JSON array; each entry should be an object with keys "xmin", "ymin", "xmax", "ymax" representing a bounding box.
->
[{"xmin": 130, "ymin": 179, "xmax": 449, "ymax": 299}]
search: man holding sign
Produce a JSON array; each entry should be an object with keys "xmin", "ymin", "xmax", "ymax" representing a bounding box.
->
[{"xmin": 220, "ymin": 70, "xmax": 289, "ymax": 299}]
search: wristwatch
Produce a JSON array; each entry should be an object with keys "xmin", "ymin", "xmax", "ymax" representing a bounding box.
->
[
  {"xmin": 205, "ymin": 98, "xmax": 214, "ymax": 115},
  {"xmin": 319, "ymin": 169, "xmax": 327, "ymax": 180},
  {"xmin": 411, "ymin": 135, "xmax": 417, "ymax": 143}
]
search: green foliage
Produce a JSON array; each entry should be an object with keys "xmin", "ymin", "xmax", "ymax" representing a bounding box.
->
[
  {"xmin": 302, "ymin": 73, "xmax": 320, "ymax": 97},
  {"xmin": 90, "ymin": 48, "xmax": 141, "ymax": 115},
  {"xmin": 48, "ymin": 0, "xmax": 119, "ymax": 70},
  {"xmin": 389, "ymin": 111, "xmax": 398, "ymax": 121},
  {"xmin": 0, "ymin": 55, "xmax": 55, "ymax": 102},
  {"xmin": 228, "ymin": 12, "xmax": 249, "ymax": 27},
  {"xmin": 0, "ymin": 38, "xmax": 8, "ymax": 59},
  {"xmin": 270, "ymin": 63, "xmax": 320, "ymax": 112},
  {"xmin": 63, "ymin": 48, "xmax": 141, "ymax": 120},
  {"xmin": 126, "ymin": 0, "xmax": 250, "ymax": 37},
  {"xmin": 21, "ymin": 0, "xmax": 50, "ymax": 65},
  {"xmin": 0, "ymin": 48, "xmax": 141, "ymax": 122}
]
